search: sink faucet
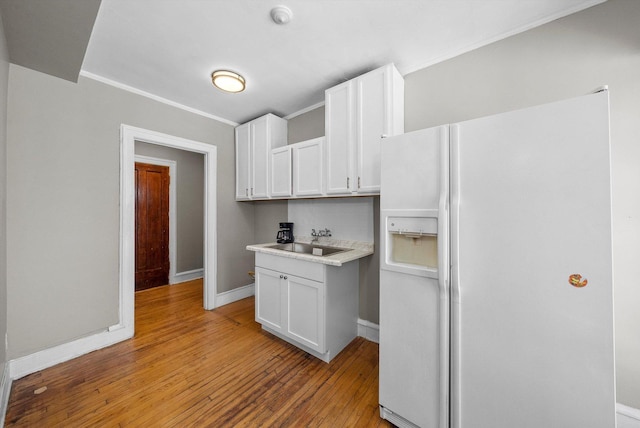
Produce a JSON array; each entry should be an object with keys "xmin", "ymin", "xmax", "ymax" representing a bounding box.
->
[{"xmin": 311, "ymin": 228, "xmax": 331, "ymax": 243}]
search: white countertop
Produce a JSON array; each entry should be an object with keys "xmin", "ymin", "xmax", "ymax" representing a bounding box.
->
[{"xmin": 246, "ymin": 237, "xmax": 374, "ymax": 266}]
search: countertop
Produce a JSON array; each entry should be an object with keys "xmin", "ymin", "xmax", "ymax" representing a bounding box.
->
[{"xmin": 246, "ymin": 237, "xmax": 374, "ymax": 266}]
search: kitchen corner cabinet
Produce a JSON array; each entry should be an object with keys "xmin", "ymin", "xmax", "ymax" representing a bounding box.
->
[
  {"xmin": 325, "ymin": 63, "xmax": 404, "ymax": 195},
  {"xmin": 254, "ymin": 252, "xmax": 358, "ymax": 363},
  {"xmin": 235, "ymin": 114, "xmax": 287, "ymax": 200},
  {"xmin": 293, "ymin": 137, "xmax": 324, "ymax": 197}
]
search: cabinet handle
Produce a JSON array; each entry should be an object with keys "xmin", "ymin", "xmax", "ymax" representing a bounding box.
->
[
  {"xmin": 358, "ymin": 176, "xmax": 361, "ymax": 189},
  {"xmin": 347, "ymin": 177, "xmax": 350, "ymax": 189},
  {"xmin": 251, "ymin": 187, "xmax": 253, "ymax": 196},
  {"xmin": 381, "ymin": 134, "xmax": 388, "ymax": 138},
  {"xmin": 245, "ymin": 188, "xmax": 248, "ymax": 197}
]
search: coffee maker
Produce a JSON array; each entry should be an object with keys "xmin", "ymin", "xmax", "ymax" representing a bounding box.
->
[{"xmin": 276, "ymin": 222, "xmax": 294, "ymax": 244}]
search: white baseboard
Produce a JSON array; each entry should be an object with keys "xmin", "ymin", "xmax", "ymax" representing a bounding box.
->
[
  {"xmin": 216, "ymin": 283, "xmax": 255, "ymax": 307},
  {"xmin": 171, "ymin": 268, "xmax": 204, "ymax": 284},
  {"xmin": 0, "ymin": 361, "xmax": 11, "ymax": 427},
  {"xmin": 9, "ymin": 324, "xmax": 133, "ymax": 380},
  {"xmin": 357, "ymin": 318, "xmax": 379, "ymax": 343},
  {"xmin": 618, "ymin": 403, "xmax": 640, "ymax": 428}
]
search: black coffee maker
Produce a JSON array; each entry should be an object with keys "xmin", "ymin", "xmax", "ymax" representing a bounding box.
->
[{"xmin": 276, "ymin": 222, "xmax": 294, "ymax": 244}]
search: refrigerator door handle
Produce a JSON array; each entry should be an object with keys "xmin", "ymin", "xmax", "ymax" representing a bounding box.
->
[
  {"xmin": 437, "ymin": 125, "xmax": 451, "ymax": 428},
  {"xmin": 450, "ymin": 123, "xmax": 462, "ymax": 428}
]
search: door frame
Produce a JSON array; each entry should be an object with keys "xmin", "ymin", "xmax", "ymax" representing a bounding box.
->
[
  {"xmin": 120, "ymin": 125, "xmax": 217, "ymax": 336},
  {"xmin": 134, "ymin": 155, "xmax": 178, "ymax": 285}
]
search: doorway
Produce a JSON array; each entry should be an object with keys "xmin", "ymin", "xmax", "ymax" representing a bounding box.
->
[{"xmin": 119, "ymin": 125, "xmax": 217, "ymax": 339}]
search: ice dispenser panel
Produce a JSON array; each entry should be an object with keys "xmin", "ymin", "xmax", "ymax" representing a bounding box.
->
[{"xmin": 387, "ymin": 217, "xmax": 438, "ymax": 269}]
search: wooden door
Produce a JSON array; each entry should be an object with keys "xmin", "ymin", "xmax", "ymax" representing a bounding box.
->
[{"xmin": 135, "ymin": 162, "xmax": 170, "ymax": 291}]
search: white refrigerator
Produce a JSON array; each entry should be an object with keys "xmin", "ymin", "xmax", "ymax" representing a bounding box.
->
[{"xmin": 379, "ymin": 91, "xmax": 616, "ymax": 428}]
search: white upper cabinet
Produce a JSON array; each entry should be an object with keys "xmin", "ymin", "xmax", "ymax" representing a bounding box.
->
[
  {"xmin": 293, "ymin": 137, "xmax": 324, "ymax": 197},
  {"xmin": 235, "ymin": 65, "xmax": 402, "ymax": 201},
  {"xmin": 270, "ymin": 146, "xmax": 292, "ymax": 198},
  {"xmin": 325, "ymin": 63, "xmax": 404, "ymax": 195},
  {"xmin": 235, "ymin": 113, "xmax": 287, "ymax": 200}
]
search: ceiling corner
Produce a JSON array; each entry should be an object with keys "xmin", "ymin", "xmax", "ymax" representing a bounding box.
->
[{"xmin": 0, "ymin": 0, "xmax": 101, "ymax": 83}]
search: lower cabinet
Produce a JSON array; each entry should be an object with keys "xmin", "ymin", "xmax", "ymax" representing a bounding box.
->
[{"xmin": 254, "ymin": 252, "xmax": 358, "ymax": 362}]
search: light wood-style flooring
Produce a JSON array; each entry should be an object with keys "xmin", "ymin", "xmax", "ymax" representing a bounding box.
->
[{"xmin": 5, "ymin": 280, "xmax": 392, "ymax": 427}]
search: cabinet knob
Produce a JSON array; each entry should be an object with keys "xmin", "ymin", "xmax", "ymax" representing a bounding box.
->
[
  {"xmin": 284, "ymin": 276, "xmax": 288, "ymax": 280},
  {"xmin": 280, "ymin": 275, "xmax": 284, "ymax": 279}
]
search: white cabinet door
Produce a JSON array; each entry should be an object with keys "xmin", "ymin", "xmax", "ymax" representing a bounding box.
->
[
  {"xmin": 287, "ymin": 275, "xmax": 325, "ymax": 353},
  {"xmin": 325, "ymin": 81, "xmax": 354, "ymax": 195},
  {"xmin": 255, "ymin": 267, "xmax": 285, "ymax": 332},
  {"xmin": 235, "ymin": 123, "xmax": 251, "ymax": 200},
  {"xmin": 251, "ymin": 116, "xmax": 270, "ymax": 199},
  {"xmin": 271, "ymin": 146, "xmax": 292, "ymax": 197},
  {"xmin": 356, "ymin": 66, "xmax": 387, "ymax": 193},
  {"xmin": 293, "ymin": 137, "xmax": 324, "ymax": 197}
]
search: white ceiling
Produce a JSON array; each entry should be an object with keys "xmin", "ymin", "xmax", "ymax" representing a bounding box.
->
[{"xmin": 81, "ymin": 0, "xmax": 604, "ymax": 125}]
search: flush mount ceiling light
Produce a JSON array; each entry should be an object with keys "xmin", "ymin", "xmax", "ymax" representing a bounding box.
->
[
  {"xmin": 211, "ymin": 70, "xmax": 246, "ymax": 93},
  {"xmin": 270, "ymin": 5, "xmax": 293, "ymax": 25}
]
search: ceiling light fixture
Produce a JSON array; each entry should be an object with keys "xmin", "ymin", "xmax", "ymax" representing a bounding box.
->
[
  {"xmin": 270, "ymin": 5, "xmax": 293, "ymax": 25},
  {"xmin": 211, "ymin": 70, "xmax": 246, "ymax": 93}
]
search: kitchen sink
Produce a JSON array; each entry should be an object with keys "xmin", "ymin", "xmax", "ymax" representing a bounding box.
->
[{"xmin": 266, "ymin": 242, "xmax": 350, "ymax": 257}]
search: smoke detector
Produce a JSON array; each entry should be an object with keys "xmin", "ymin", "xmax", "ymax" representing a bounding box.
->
[{"xmin": 270, "ymin": 6, "xmax": 293, "ymax": 25}]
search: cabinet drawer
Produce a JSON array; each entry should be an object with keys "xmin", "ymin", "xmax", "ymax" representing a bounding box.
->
[{"xmin": 255, "ymin": 253, "xmax": 324, "ymax": 282}]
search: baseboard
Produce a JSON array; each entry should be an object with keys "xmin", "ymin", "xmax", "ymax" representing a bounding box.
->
[
  {"xmin": 0, "ymin": 361, "xmax": 12, "ymax": 427},
  {"xmin": 9, "ymin": 324, "xmax": 133, "ymax": 380},
  {"xmin": 357, "ymin": 318, "xmax": 379, "ymax": 343},
  {"xmin": 171, "ymin": 268, "xmax": 204, "ymax": 284},
  {"xmin": 618, "ymin": 403, "xmax": 640, "ymax": 428},
  {"xmin": 216, "ymin": 283, "xmax": 255, "ymax": 307}
]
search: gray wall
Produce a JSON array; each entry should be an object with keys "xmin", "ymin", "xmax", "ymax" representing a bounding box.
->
[
  {"xmin": 135, "ymin": 142, "xmax": 204, "ymax": 274},
  {"xmin": 5, "ymin": 64, "xmax": 252, "ymax": 359},
  {"xmin": 0, "ymin": 7, "xmax": 9, "ymax": 368},
  {"xmin": 287, "ymin": 106, "xmax": 325, "ymax": 144},
  {"xmin": 404, "ymin": 0, "xmax": 640, "ymax": 408},
  {"xmin": 253, "ymin": 200, "xmax": 287, "ymax": 245}
]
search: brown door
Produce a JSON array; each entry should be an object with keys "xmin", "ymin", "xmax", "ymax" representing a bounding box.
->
[{"xmin": 135, "ymin": 162, "xmax": 170, "ymax": 291}]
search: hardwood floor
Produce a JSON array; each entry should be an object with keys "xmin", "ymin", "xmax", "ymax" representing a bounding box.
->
[{"xmin": 5, "ymin": 280, "xmax": 392, "ymax": 427}]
